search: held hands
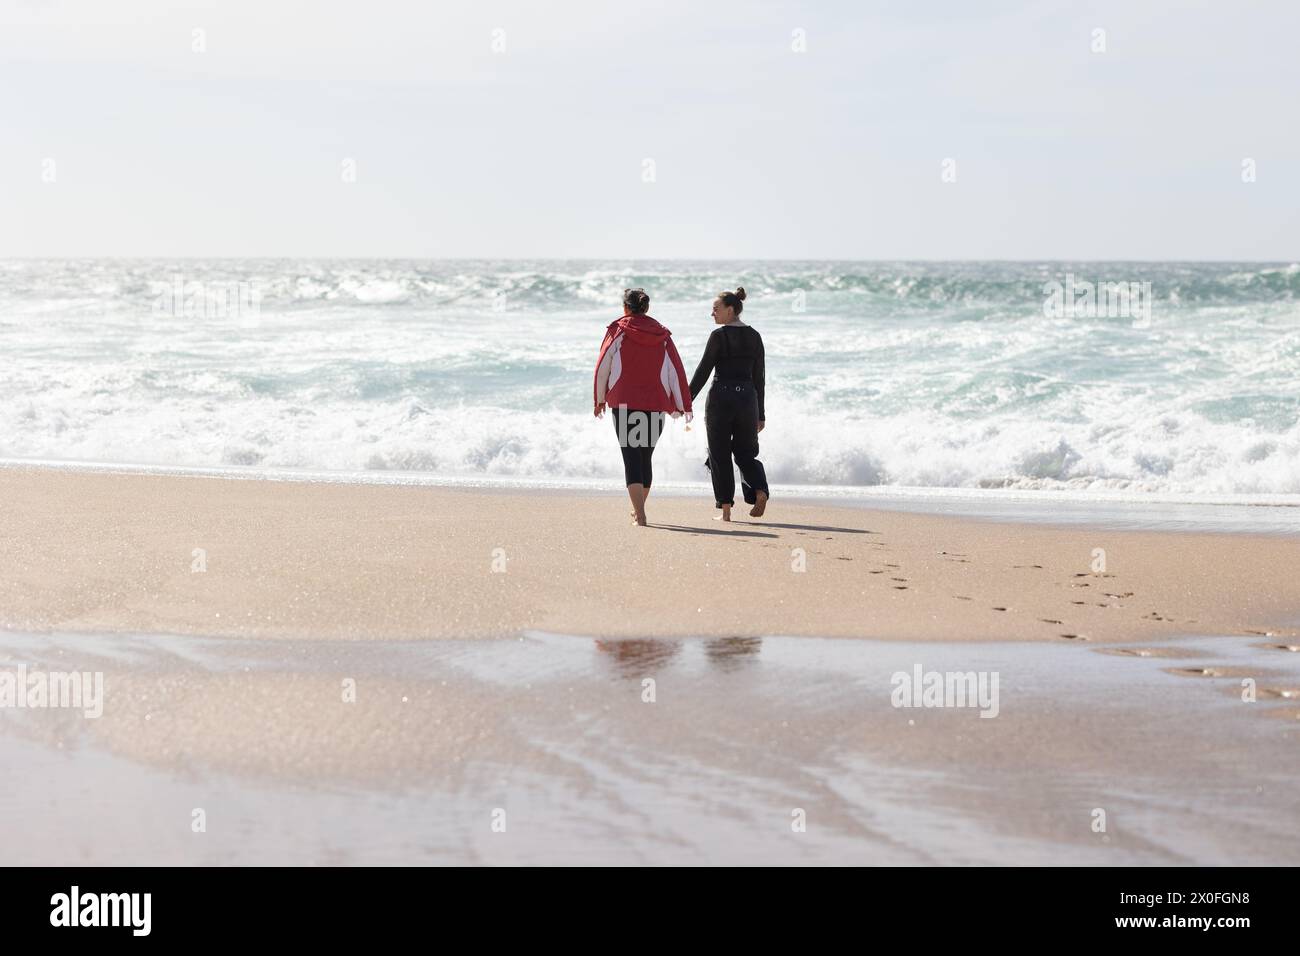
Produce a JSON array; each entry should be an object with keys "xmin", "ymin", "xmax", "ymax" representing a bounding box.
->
[
  {"xmin": 596, "ymin": 404, "xmax": 696, "ymax": 424},
  {"xmin": 757, "ymin": 420, "xmax": 766, "ymax": 433}
]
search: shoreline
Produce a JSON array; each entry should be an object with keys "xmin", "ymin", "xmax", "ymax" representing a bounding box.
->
[
  {"xmin": 3, "ymin": 464, "xmax": 1299, "ymax": 644},
  {"xmin": 8, "ymin": 456, "xmax": 1300, "ymax": 507}
]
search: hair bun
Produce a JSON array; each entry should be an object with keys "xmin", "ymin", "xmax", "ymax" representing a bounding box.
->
[
  {"xmin": 622, "ymin": 287, "xmax": 650, "ymax": 314},
  {"xmin": 735, "ymin": 286, "xmax": 747, "ymax": 301}
]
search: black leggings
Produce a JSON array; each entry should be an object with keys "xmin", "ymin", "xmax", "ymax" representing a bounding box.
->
[
  {"xmin": 613, "ymin": 407, "xmax": 664, "ymax": 487},
  {"xmin": 705, "ymin": 382, "xmax": 768, "ymax": 507}
]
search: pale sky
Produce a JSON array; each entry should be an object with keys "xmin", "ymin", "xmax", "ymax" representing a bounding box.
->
[{"xmin": 2, "ymin": 0, "xmax": 1297, "ymax": 259}]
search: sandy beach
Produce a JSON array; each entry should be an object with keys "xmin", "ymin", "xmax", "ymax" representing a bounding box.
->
[
  {"xmin": 2, "ymin": 465, "xmax": 1298, "ymax": 645},
  {"xmin": 3, "ymin": 465, "xmax": 1299, "ymax": 865}
]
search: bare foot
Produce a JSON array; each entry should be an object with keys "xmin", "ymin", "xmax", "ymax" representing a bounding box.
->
[
  {"xmin": 749, "ymin": 490, "xmax": 768, "ymax": 518},
  {"xmin": 714, "ymin": 504, "xmax": 732, "ymax": 522}
]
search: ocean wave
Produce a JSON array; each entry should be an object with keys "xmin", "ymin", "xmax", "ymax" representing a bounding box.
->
[
  {"xmin": 3, "ymin": 390, "xmax": 1300, "ymax": 495},
  {"xmin": 4, "ymin": 260, "xmax": 1299, "ymax": 313},
  {"xmin": 4, "ymin": 259, "xmax": 1300, "ymax": 496}
]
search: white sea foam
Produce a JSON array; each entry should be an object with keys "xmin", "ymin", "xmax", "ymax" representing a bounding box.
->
[{"xmin": 2, "ymin": 259, "xmax": 1299, "ymax": 496}]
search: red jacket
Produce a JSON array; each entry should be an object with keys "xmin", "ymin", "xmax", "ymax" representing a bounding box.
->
[{"xmin": 593, "ymin": 314, "xmax": 693, "ymax": 416}]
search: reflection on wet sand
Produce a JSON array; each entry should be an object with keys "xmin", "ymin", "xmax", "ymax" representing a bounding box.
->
[
  {"xmin": 593, "ymin": 638, "xmax": 682, "ymax": 677},
  {"xmin": 593, "ymin": 636, "xmax": 762, "ymax": 677},
  {"xmin": 703, "ymin": 636, "xmax": 763, "ymax": 670},
  {"xmin": 0, "ymin": 629, "xmax": 1297, "ymax": 865}
]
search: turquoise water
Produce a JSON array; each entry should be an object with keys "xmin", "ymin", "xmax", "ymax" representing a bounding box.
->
[{"xmin": 2, "ymin": 259, "xmax": 1298, "ymax": 495}]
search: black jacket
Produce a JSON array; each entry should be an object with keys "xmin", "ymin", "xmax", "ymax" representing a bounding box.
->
[{"xmin": 688, "ymin": 324, "xmax": 766, "ymax": 419}]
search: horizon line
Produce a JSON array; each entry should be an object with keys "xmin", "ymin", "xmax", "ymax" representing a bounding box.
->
[{"xmin": 2, "ymin": 256, "xmax": 1298, "ymax": 264}]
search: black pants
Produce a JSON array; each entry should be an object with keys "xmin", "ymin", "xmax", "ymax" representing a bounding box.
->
[
  {"xmin": 613, "ymin": 407, "xmax": 664, "ymax": 487},
  {"xmin": 705, "ymin": 381, "xmax": 768, "ymax": 508}
]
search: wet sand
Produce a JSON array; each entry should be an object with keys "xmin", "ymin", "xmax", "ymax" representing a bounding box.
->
[
  {"xmin": 3, "ymin": 465, "xmax": 1299, "ymax": 864},
  {"xmin": 1, "ymin": 629, "xmax": 1297, "ymax": 865},
  {"xmin": 2, "ymin": 465, "xmax": 1299, "ymax": 644}
]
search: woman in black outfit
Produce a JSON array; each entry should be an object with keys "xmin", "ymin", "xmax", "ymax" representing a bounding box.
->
[{"xmin": 688, "ymin": 287, "xmax": 770, "ymax": 521}]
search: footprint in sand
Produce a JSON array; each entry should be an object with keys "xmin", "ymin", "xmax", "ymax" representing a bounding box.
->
[
  {"xmin": 1059, "ymin": 633, "xmax": 1088, "ymax": 641},
  {"xmin": 1040, "ymin": 618, "xmax": 1063, "ymax": 625},
  {"xmin": 1071, "ymin": 600, "xmax": 1086, "ymax": 605},
  {"xmin": 1104, "ymin": 592, "xmax": 1135, "ymax": 599},
  {"xmin": 836, "ymin": 557, "xmax": 852, "ymax": 562},
  {"xmin": 954, "ymin": 595, "xmax": 973, "ymax": 601},
  {"xmin": 992, "ymin": 606, "xmax": 1007, "ymax": 612},
  {"xmin": 1255, "ymin": 642, "xmax": 1300, "ymax": 653},
  {"xmin": 892, "ymin": 585, "xmax": 909, "ymax": 590},
  {"xmin": 1258, "ymin": 687, "xmax": 1300, "ymax": 700},
  {"xmin": 1096, "ymin": 646, "xmax": 1202, "ymax": 659},
  {"xmin": 868, "ymin": 570, "xmax": 884, "ymax": 575},
  {"xmin": 1014, "ymin": 564, "xmax": 1044, "ymax": 569},
  {"xmin": 1169, "ymin": 664, "xmax": 1274, "ymax": 681},
  {"xmin": 891, "ymin": 577, "xmax": 907, "ymax": 582},
  {"xmin": 1168, "ymin": 666, "xmax": 1225, "ymax": 677}
]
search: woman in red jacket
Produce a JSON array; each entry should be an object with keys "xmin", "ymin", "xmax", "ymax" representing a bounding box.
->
[{"xmin": 593, "ymin": 288, "xmax": 693, "ymax": 526}]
